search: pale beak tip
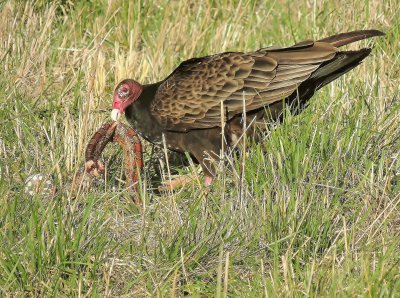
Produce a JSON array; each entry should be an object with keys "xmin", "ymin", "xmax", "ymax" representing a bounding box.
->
[{"xmin": 111, "ymin": 109, "xmax": 121, "ymax": 121}]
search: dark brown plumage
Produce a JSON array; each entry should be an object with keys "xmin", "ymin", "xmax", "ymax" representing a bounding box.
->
[{"xmin": 111, "ymin": 29, "xmax": 384, "ymax": 186}]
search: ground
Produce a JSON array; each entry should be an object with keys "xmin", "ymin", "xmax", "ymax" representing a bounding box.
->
[{"xmin": 0, "ymin": 0, "xmax": 399, "ymax": 296}]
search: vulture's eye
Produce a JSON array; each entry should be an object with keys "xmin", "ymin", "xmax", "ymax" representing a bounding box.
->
[{"xmin": 118, "ymin": 87, "xmax": 130, "ymax": 98}]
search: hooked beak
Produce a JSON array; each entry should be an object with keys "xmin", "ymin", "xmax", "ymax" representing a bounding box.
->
[{"xmin": 111, "ymin": 109, "xmax": 121, "ymax": 121}]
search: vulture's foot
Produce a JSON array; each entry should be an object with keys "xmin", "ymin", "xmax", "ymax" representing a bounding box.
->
[
  {"xmin": 205, "ymin": 175, "xmax": 213, "ymax": 186},
  {"xmin": 158, "ymin": 174, "xmax": 214, "ymax": 191},
  {"xmin": 158, "ymin": 174, "xmax": 195, "ymax": 191}
]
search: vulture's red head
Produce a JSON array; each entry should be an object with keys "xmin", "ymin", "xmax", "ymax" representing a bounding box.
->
[{"xmin": 111, "ymin": 79, "xmax": 143, "ymax": 121}]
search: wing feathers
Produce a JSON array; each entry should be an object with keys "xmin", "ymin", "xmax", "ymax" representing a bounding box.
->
[
  {"xmin": 150, "ymin": 32, "xmax": 378, "ymax": 131},
  {"xmin": 252, "ymin": 56, "xmax": 277, "ymax": 70},
  {"xmin": 317, "ymin": 29, "xmax": 384, "ymax": 47},
  {"xmin": 268, "ymin": 43, "xmax": 336, "ymax": 64}
]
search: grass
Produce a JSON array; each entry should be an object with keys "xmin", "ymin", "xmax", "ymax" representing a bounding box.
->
[{"xmin": 0, "ymin": 0, "xmax": 399, "ymax": 296}]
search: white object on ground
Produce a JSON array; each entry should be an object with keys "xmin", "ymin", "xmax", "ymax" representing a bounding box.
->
[{"xmin": 24, "ymin": 173, "xmax": 55, "ymax": 198}]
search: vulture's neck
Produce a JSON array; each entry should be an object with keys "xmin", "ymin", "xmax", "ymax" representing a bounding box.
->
[{"xmin": 125, "ymin": 82, "xmax": 164, "ymax": 144}]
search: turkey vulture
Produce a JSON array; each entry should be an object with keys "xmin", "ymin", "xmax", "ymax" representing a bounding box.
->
[{"xmin": 111, "ymin": 29, "xmax": 384, "ymax": 188}]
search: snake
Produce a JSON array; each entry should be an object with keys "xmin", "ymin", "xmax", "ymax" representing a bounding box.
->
[
  {"xmin": 24, "ymin": 121, "xmax": 143, "ymax": 204},
  {"xmin": 83, "ymin": 121, "xmax": 143, "ymax": 204}
]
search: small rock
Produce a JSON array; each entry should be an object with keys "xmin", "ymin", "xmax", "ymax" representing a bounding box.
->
[{"xmin": 24, "ymin": 173, "xmax": 55, "ymax": 198}]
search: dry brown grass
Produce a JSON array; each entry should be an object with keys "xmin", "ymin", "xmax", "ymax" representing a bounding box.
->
[{"xmin": 0, "ymin": 0, "xmax": 399, "ymax": 296}]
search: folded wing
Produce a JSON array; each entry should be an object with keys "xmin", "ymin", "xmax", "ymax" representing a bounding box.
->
[{"xmin": 151, "ymin": 29, "xmax": 383, "ymax": 132}]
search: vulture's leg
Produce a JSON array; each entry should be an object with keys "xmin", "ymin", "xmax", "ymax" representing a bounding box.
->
[
  {"xmin": 158, "ymin": 173, "xmax": 195, "ymax": 191},
  {"xmin": 158, "ymin": 173, "xmax": 213, "ymax": 191},
  {"xmin": 159, "ymin": 129, "xmax": 220, "ymax": 190},
  {"xmin": 157, "ymin": 152, "xmax": 216, "ymax": 191}
]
